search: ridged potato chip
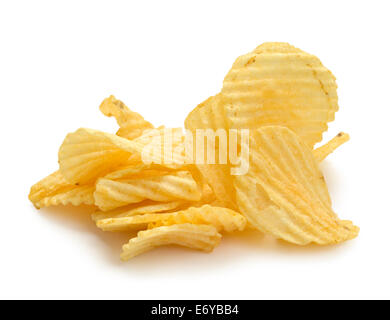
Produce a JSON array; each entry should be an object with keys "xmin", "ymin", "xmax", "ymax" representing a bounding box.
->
[
  {"xmin": 91, "ymin": 200, "xmax": 184, "ymax": 221},
  {"xmin": 185, "ymin": 94, "xmax": 237, "ymax": 210},
  {"xmin": 29, "ymin": 171, "xmax": 95, "ymax": 209},
  {"xmin": 58, "ymin": 128, "xmax": 146, "ymax": 185},
  {"xmin": 234, "ymin": 126, "xmax": 359, "ymax": 245},
  {"xmin": 314, "ymin": 132, "xmax": 350, "ymax": 163},
  {"xmin": 132, "ymin": 127, "xmax": 187, "ymax": 167},
  {"xmin": 94, "ymin": 170, "xmax": 202, "ymax": 211},
  {"xmin": 97, "ymin": 204, "xmax": 246, "ymax": 233},
  {"xmin": 120, "ymin": 224, "xmax": 222, "ymax": 261},
  {"xmin": 222, "ymin": 42, "xmax": 338, "ymax": 148},
  {"xmin": 99, "ymin": 95, "xmax": 154, "ymax": 140}
]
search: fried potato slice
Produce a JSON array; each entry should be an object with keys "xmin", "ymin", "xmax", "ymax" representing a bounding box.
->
[
  {"xmin": 102, "ymin": 163, "xmax": 147, "ymax": 180},
  {"xmin": 222, "ymin": 42, "xmax": 339, "ymax": 148},
  {"xmin": 91, "ymin": 200, "xmax": 184, "ymax": 221},
  {"xmin": 314, "ymin": 132, "xmax": 350, "ymax": 163},
  {"xmin": 58, "ymin": 128, "xmax": 147, "ymax": 185},
  {"xmin": 94, "ymin": 170, "xmax": 202, "ymax": 211},
  {"xmin": 29, "ymin": 171, "xmax": 95, "ymax": 209},
  {"xmin": 99, "ymin": 95, "xmax": 154, "ymax": 140},
  {"xmin": 148, "ymin": 205, "xmax": 246, "ymax": 232},
  {"xmin": 234, "ymin": 126, "xmax": 359, "ymax": 245},
  {"xmin": 132, "ymin": 127, "xmax": 187, "ymax": 167},
  {"xmin": 185, "ymin": 94, "xmax": 237, "ymax": 210},
  {"xmin": 120, "ymin": 224, "xmax": 222, "ymax": 261},
  {"xmin": 97, "ymin": 204, "xmax": 246, "ymax": 233}
]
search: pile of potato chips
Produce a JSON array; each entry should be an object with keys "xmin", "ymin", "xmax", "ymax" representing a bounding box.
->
[{"xmin": 29, "ymin": 42, "xmax": 359, "ymax": 261}]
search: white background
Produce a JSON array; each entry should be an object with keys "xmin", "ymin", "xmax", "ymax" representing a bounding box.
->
[{"xmin": 1, "ymin": 0, "xmax": 389, "ymax": 300}]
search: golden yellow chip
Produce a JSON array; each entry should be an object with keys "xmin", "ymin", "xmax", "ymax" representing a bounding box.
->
[
  {"xmin": 94, "ymin": 170, "xmax": 202, "ymax": 211},
  {"xmin": 148, "ymin": 205, "xmax": 246, "ymax": 232},
  {"xmin": 102, "ymin": 163, "xmax": 147, "ymax": 180},
  {"xmin": 222, "ymin": 42, "xmax": 338, "ymax": 148},
  {"xmin": 58, "ymin": 128, "xmax": 146, "ymax": 185},
  {"xmin": 99, "ymin": 95, "xmax": 154, "ymax": 140},
  {"xmin": 96, "ymin": 204, "xmax": 246, "ymax": 233},
  {"xmin": 120, "ymin": 224, "xmax": 222, "ymax": 261},
  {"xmin": 91, "ymin": 200, "xmax": 184, "ymax": 221},
  {"xmin": 132, "ymin": 127, "xmax": 187, "ymax": 167},
  {"xmin": 185, "ymin": 94, "xmax": 237, "ymax": 210},
  {"xmin": 314, "ymin": 132, "xmax": 350, "ymax": 163},
  {"xmin": 234, "ymin": 126, "xmax": 359, "ymax": 245},
  {"xmin": 29, "ymin": 171, "xmax": 95, "ymax": 209}
]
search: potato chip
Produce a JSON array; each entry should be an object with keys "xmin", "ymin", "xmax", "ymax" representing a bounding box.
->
[
  {"xmin": 102, "ymin": 163, "xmax": 147, "ymax": 180},
  {"xmin": 58, "ymin": 128, "xmax": 146, "ymax": 185},
  {"xmin": 190, "ymin": 182, "xmax": 216, "ymax": 207},
  {"xmin": 99, "ymin": 95, "xmax": 154, "ymax": 140},
  {"xmin": 185, "ymin": 94, "xmax": 237, "ymax": 210},
  {"xmin": 314, "ymin": 132, "xmax": 350, "ymax": 163},
  {"xmin": 222, "ymin": 42, "xmax": 339, "ymax": 148},
  {"xmin": 94, "ymin": 170, "xmax": 202, "ymax": 211},
  {"xmin": 132, "ymin": 127, "xmax": 187, "ymax": 167},
  {"xmin": 234, "ymin": 126, "xmax": 359, "ymax": 245},
  {"xmin": 120, "ymin": 224, "xmax": 221, "ymax": 261},
  {"xmin": 29, "ymin": 171, "xmax": 95, "ymax": 209},
  {"xmin": 96, "ymin": 204, "xmax": 246, "ymax": 233},
  {"xmin": 148, "ymin": 205, "xmax": 246, "ymax": 232},
  {"xmin": 91, "ymin": 200, "xmax": 184, "ymax": 221}
]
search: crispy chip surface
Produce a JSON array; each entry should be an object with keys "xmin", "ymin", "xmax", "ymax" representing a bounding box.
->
[
  {"xmin": 234, "ymin": 126, "xmax": 359, "ymax": 245},
  {"xmin": 120, "ymin": 224, "xmax": 221, "ymax": 261},
  {"xmin": 132, "ymin": 127, "xmax": 187, "ymax": 167},
  {"xmin": 185, "ymin": 94, "xmax": 237, "ymax": 209},
  {"xmin": 94, "ymin": 170, "xmax": 202, "ymax": 211},
  {"xmin": 91, "ymin": 200, "xmax": 184, "ymax": 221},
  {"xmin": 99, "ymin": 95, "xmax": 154, "ymax": 140},
  {"xmin": 29, "ymin": 171, "xmax": 95, "ymax": 209},
  {"xmin": 58, "ymin": 128, "xmax": 147, "ymax": 185},
  {"xmin": 222, "ymin": 42, "xmax": 338, "ymax": 148},
  {"xmin": 97, "ymin": 204, "xmax": 246, "ymax": 233}
]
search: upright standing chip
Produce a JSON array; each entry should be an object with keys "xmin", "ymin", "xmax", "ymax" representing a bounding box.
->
[
  {"xmin": 185, "ymin": 94, "xmax": 237, "ymax": 209},
  {"xmin": 185, "ymin": 42, "xmax": 339, "ymax": 208},
  {"xmin": 222, "ymin": 42, "xmax": 338, "ymax": 148},
  {"xmin": 234, "ymin": 126, "xmax": 359, "ymax": 245}
]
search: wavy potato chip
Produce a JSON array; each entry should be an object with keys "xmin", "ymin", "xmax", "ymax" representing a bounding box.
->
[
  {"xmin": 120, "ymin": 224, "xmax": 222, "ymax": 261},
  {"xmin": 132, "ymin": 127, "xmax": 187, "ymax": 167},
  {"xmin": 185, "ymin": 94, "xmax": 237, "ymax": 210},
  {"xmin": 222, "ymin": 42, "xmax": 338, "ymax": 148},
  {"xmin": 91, "ymin": 200, "xmax": 184, "ymax": 221},
  {"xmin": 29, "ymin": 171, "xmax": 95, "ymax": 209},
  {"xmin": 58, "ymin": 128, "xmax": 146, "ymax": 185},
  {"xmin": 99, "ymin": 95, "xmax": 154, "ymax": 140},
  {"xmin": 94, "ymin": 170, "xmax": 202, "ymax": 211},
  {"xmin": 97, "ymin": 204, "xmax": 246, "ymax": 233},
  {"xmin": 314, "ymin": 132, "xmax": 350, "ymax": 163},
  {"xmin": 148, "ymin": 205, "xmax": 246, "ymax": 232},
  {"xmin": 234, "ymin": 126, "xmax": 359, "ymax": 245}
]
